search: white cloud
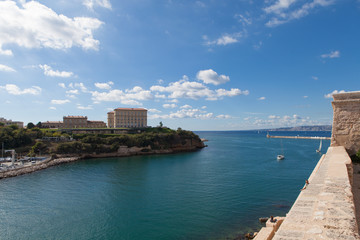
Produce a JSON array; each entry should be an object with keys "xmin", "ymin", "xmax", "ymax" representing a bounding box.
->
[
  {"xmin": 155, "ymin": 93, "xmax": 166, "ymax": 99},
  {"xmin": 205, "ymin": 32, "xmax": 244, "ymax": 46},
  {"xmin": 0, "ymin": 84, "xmax": 41, "ymax": 95},
  {"xmin": 264, "ymin": 0, "xmax": 297, "ymax": 14},
  {"xmin": 303, "ymin": 96, "xmax": 308, "ymax": 98},
  {"xmin": 150, "ymin": 75, "xmax": 248, "ymax": 100},
  {"xmin": 77, "ymin": 104, "xmax": 93, "ymax": 110},
  {"xmin": 0, "ymin": 1, "xmax": 103, "ymax": 55},
  {"xmin": 265, "ymin": 0, "xmax": 335, "ymax": 27},
  {"xmin": 321, "ymin": 50, "xmax": 340, "ymax": 59},
  {"xmin": 75, "ymin": 83, "xmax": 88, "ymax": 93},
  {"xmin": 49, "ymin": 106, "xmax": 56, "ymax": 110},
  {"xmin": 83, "ymin": 0, "xmax": 112, "ymax": 10},
  {"xmin": 91, "ymin": 88, "xmax": 153, "ymax": 105},
  {"xmin": 324, "ymin": 90, "xmax": 346, "ymax": 99},
  {"xmin": 51, "ymin": 99, "xmax": 70, "ymax": 105},
  {"xmin": 126, "ymin": 86, "xmax": 144, "ymax": 93},
  {"xmin": 0, "ymin": 49, "xmax": 13, "ymax": 56},
  {"xmin": 163, "ymin": 103, "xmax": 177, "ymax": 109},
  {"xmin": 235, "ymin": 14, "xmax": 252, "ymax": 26},
  {"xmin": 312, "ymin": 76, "xmax": 318, "ymax": 80},
  {"xmin": 58, "ymin": 83, "xmax": 66, "ymax": 88},
  {"xmin": 148, "ymin": 108, "xmax": 161, "ymax": 113},
  {"xmin": 258, "ymin": 96, "xmax": 266, "ymax": 100},
  {"xmin": 66, "ymin": 89, "xmax": 79, "ymax": 95},
  {"xmin": 180, "ymin": 104, "xmax": 192, "ymax": 109},
  {"xmin": 121, "ymin": 99, "xmax": 142, "ymax": 106},
  {"xmin": 39, "ymin": 64, "xmax": 73, "ymax": 78},
  {"xmin": 216, "ymin": 114, "xmax": 232, "ymax": 119},
  {"xmin": 197, "ymin": 69, "xmax": 230, "ymax": 85},
  {"xmin": 0, "ymin": 64, "xmax": 16, "ymax": 72},
  {"xmin": 95, "ymin": 81, "xmax": 114, "ymax": 90},
  {"xmin": 149, "ymin": 108, "xmax": 214, "ymax": 120}
]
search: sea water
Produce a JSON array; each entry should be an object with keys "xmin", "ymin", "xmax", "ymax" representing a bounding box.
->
[{"xmin": 0, "ymin": 131, "xmax": 330, "ymax": 239}]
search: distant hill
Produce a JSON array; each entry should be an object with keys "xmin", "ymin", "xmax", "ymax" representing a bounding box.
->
[{"xmin": 266, "ymin": 125, "xmax": 332, "ymax": 132}]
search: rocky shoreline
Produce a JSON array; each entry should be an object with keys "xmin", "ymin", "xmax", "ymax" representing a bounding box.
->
[{"xmin": 0, "ymin": 143, "xmax": 205, "ymax": 180}]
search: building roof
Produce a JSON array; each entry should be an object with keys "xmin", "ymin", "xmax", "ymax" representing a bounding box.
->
[
  {"xmin": 114, "ymin": 108, "xmax": 147, "ymax": 111},
  {"xmin": 42, "ymin": 121, "xmax": 63, "ymax": 124},
  {"xmin": 64, "ymin": 116, "xmax": 87, "ymax": 119}
]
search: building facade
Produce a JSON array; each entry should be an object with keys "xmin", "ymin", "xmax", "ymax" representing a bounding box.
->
[
  {"xmin": 62, "ymin": 116, "xmax": 106, "ymax": 129},
  {"xmin": 107, "ymin": 108, "xmax": 147, "ymax": 128},
  {"xmin": 41, "ymin": 121, "xmax": 63, "ymax": 129},
  {"xmin": 87, "ymin": 121, "xmax": 107, "ymax": 128},
  {"xmin": 0, "ymin": 117, "xmax": 24, "ymax": 128}
]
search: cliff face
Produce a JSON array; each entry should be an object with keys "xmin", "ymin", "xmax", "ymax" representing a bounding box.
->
[
  {"xmin": 53, "ymin": 129, "xmax": 206, "ymax": 158},
  {"xmin": 80, "ymin": 136, "xmax": 205, "ymax": 158}
]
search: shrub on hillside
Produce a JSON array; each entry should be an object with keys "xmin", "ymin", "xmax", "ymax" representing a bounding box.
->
[{"xmin": 351, "ymin": 149, "xmax": 360, "ymax": 163}]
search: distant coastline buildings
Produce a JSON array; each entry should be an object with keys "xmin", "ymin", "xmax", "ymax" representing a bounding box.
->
[
  {"xmin": 0, "ymin": 117, "xmax": 24, "ymax": 128},
  {"xmin": 107, "ymin": 108, "xmax": 147, "ymax": 128},
  {"xmin": 42, "ymin": 116, "xmax": 106, "ymax": 129}
]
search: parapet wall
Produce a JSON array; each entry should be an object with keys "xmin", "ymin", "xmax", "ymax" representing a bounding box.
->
[{"xmin": 331, "ymin": 91, "xmax": 360, "ymax": 155}]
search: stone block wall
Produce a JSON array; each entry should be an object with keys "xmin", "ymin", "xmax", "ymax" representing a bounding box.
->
[{"xmin": 331, "ymin": 91, "xmax": 360, "ymax": 155}]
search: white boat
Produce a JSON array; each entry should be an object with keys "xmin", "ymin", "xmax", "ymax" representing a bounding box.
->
[
  {"xmin": 316, "ymin": 139, "xmax": 322, "ymax": 153},
  {"xmin": 277, "ymin": 140, "xmax": 285, "ymax": 160}
]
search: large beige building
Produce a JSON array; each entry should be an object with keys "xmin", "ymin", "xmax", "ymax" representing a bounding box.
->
[
  {"xmin": 107, "ymin": 108, "xmax": 147, "ymax": 128},
  {"xmin": 0, "ymin": 117, "xmax": 24, "ymax": 128}
]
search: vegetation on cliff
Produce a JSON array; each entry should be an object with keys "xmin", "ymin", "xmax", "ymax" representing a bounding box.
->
[
  {"xmin": 351, "ymin": 149, "xmax": 360, "ymax": 163},
  {"xmin": 0, "ymin": 125, "xmax": 203, "ymax": 156}
]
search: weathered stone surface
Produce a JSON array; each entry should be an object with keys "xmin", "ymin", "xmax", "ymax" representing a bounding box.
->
[{"xmin": 331, "ymin": 92, "xmax": 360, "ymax": 155}]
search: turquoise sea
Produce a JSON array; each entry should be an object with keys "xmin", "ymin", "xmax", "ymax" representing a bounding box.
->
[{"xmin": 0, "ymin": 131, "xmax": 331, "ymax": 240}]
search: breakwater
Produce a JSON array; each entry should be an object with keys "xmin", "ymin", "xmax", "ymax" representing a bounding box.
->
[{"xmin": 267, "ymin": 134, "xmax": 331, "ymax": 140}]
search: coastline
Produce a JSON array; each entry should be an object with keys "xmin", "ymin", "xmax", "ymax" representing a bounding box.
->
[{"xmin": 0, "ymin": 145, "xmax": 205, "ymax": 180}]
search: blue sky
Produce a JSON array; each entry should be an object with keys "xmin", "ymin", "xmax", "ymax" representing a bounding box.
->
[{"xmin": 0, "ymin": 0, "xmax": 359, "ymax": 130}]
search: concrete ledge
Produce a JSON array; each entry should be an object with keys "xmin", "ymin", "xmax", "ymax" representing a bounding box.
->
[
  {"xmin": 270, "ymin": 146, "xmax": 359, "ymax": 240},
  {"xmin": 254, "ymin": 217, "xmax": 285, "ymax": 240}
]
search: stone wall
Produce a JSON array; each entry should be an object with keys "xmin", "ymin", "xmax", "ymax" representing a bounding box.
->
[{"xmin": 331, "ymin": 91, "xmax": 360, "ymax": 155}]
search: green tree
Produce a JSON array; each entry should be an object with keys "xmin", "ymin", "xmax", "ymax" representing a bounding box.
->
[
  {"xmin": 30, "ymin": 141, "xmax": 48, "ymax": 156},
  {"xmin": 27, "ymin": 122, "xmax": 35, "ymax": 129}
]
